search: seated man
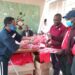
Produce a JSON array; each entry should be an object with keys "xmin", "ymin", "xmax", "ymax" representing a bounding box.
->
[{"xmin": 22, "ymin": 25, "xmax": 33, "ymax": 37}]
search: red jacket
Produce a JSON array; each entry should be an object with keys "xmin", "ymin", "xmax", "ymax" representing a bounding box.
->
[{"xmin": 61, "ymin": 27, "xmax": 71, "ymax": 50}]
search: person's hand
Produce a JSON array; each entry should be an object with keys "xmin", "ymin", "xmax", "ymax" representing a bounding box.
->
[
  {"xmin": 46, "ymin": 40, "xmax": 52, "ymax": 47},
  {"xmin": 56, "ymin": 50, "xmax": 64, "ymax": 55},
  {"xmin": 20, "ymin": 40, "xmax": 29, "ymax": 48}
]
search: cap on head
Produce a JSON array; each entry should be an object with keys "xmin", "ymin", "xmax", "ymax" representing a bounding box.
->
[{"xmin": 63, "ymin": 10, "xmax": 75, "ymax": 19}]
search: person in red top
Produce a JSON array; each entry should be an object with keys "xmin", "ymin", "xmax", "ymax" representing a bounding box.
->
[
  {"xmin": 61, "ymin": 25, "xmax": 72, "ymax": 75},
  {"xmin": 47, "ymin": 13, "xmax": 66, "ymax": 75},
  {"xmin": 63, "ymin": 10, "xmax": 75, "ymax": 75}
]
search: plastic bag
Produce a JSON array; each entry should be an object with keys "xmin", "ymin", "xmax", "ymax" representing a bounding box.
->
[
  {"xmin": 39, "ymin": 53, "xmax": 50, "ymax": 63},
  {"xmin": 10, "ymin": 53, "xmax": 33, "ymax": 65}
]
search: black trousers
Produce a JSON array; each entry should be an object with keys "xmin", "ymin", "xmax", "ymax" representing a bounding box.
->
[
  {"xmin": 51, "ymin": 53, "xmax": 72, "ymax": 75},
  {"xmin": 71, "ymin": 56, "xmax": 75, "ymax": 75},
  {"xmin": 0, "ymin": 56, "xmax": 9, "ymax": 75},
  {"xmin": 51, "ymin": 53, "xmax": 61, "ymax": 75},
  {"xmin": 59, "ymin": 54, "xmax": 66, "ymax": 75},
  {"xmin": 59, "ymin": 54, "xmax": 72, "ymax": 75}
]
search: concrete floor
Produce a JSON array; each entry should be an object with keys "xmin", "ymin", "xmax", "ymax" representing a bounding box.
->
[{"xmin": 49, "ymin": 65, "xmax": 63, "ymax": 75}]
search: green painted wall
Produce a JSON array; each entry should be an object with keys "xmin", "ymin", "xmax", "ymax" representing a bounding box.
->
[{"xmin": 0, "ymin": 1, "xmax": 40, "ymax": 33}]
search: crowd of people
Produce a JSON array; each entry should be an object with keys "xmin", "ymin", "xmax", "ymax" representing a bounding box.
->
[
  {"xmin": 46, "ymin": 10, "xmax": 75, "ymax": 75},
  {"xmin": 0, "ymin": 10, "xmax": 75, "ymax": 75}
]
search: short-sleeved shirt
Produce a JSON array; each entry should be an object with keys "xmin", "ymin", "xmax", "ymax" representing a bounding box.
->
[
  {"xmin": 0, "ymin": 28, "xmax": 22, "ymax": 58},
  {"xmin": 48, "ymin": 23, "xmax": 66, "ymax": 49}
]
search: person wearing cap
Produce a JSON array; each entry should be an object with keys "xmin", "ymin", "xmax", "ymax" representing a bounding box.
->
[
  {"xmin": 61, "ymin": 20, "xmax": 72, "ymax": 75},
  {"xmin": 63, "ymin": 10, "xmax": 75, "ymax": 75},
  {"xmin": 47, "ymin": 13, "xmax": 66, "ymax": 75}
]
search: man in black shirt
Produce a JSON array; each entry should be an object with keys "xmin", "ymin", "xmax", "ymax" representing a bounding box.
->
[{"xmin": 22, "ymin": 25, "xmax": 33, "ymax": 36}]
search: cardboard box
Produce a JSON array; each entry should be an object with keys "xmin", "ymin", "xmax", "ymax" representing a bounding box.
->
[
  {"xmin": 35, "ymin": 68, "xmax": 49, "ymax": 75},
  {"xmin": 9, "ymin": 70, "xmax": 33, "ymax": 75},
  {"xmin": 8, "ymin": 63, "xmax": 35, "ymax": 75},
  {"xmin": 35, "ymin": 61, "xmax": 51, "ymax": 70},
  {"xmin": 9, "ymin": 63, "xmax": 35, "ymax": 73}
]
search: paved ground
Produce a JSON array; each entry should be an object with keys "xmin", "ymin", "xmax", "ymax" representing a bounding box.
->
[{"xmin": 49, "ymin": 64, "xmax": 63, "ymax": 75}]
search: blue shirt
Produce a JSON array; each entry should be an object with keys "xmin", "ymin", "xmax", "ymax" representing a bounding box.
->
[{"xmin": 0, "ymin": 28, "xmax": 22, "ymax": 58}]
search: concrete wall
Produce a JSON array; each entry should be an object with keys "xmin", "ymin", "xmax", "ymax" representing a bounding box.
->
[
  {"xmin": 2, "ymin": 0, "xmax": 45, "ymax": 16},
  {"xmin": 49, "ymin": 0, "xmax": 64, "ymax": 26},
  {"xmin": 38, "ymin": 0, "xmax": 65, "ymax": 33},
  {"xmin": 48, "ymin": 0, "xmax": 75, "ymax": 27}
]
